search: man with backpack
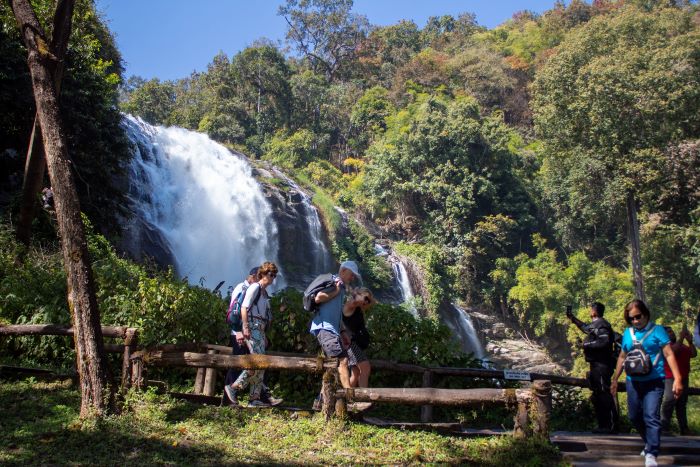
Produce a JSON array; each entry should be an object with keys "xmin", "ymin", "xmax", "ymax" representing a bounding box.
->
[
  {"xmin": 309, "ymin": 261, "xmax": 362, "ymax": 393},
  {"xmin": 222, "ymin": 266, "xmax": 278, "ymax": 406},
  {"xmin": 567, "ymin": 302, "xmax": 619, "ymax": 433}
]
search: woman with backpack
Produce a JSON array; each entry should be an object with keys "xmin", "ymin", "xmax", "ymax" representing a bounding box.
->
[
  {"xmin": 342, "ymin": 287, "xmax": 376, "ymax": 388},
  {"xmin": 224, "ymin": 261, "xmax": 282, "ymax": 407},
  {"xmin": 611, "ymin": 299, "xmax": 683, "ymax": 467}
]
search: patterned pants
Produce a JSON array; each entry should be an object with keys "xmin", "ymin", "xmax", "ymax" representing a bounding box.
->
[{"xmin": 233, "ymin": 320, "xmax": 266, "ymax": 399}]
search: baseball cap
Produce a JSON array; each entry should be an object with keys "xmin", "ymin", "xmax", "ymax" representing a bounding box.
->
[{"xmin": 339, "ymin": 260, "xmax": 362, "ymax": 284}]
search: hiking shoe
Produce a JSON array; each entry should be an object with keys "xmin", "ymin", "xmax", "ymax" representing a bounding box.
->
[
  {"xmin": 348, "ymin": 402, "xmax": 373, "ymax": 412},
  {"xmin": 248, "ymin": 399, "xmax": 271, "ymax": 408},
  {"xmin": 644, "ymin": 453, "xmax": 657, "ymax": 467},
  {"xmin": 260, "ymin": 394, "xmax": 283, "ymax": 407},
  {"xmin": 311, "ymin": 395, "xmax": 322, "ymax": 411},
  {"xmin": 223, "ymin": 385, "xmax": 238, "ymax": 406}
]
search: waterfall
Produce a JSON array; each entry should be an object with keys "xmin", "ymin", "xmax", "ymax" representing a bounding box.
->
[
  {"xmin": 373, "ymin": 244, "xmax": 418, "ymax": 316},
  {"xmin": 121, "ymin": 115, "xmax": 283, "ymax": 291},
  {"xmin": 272, "ymin": 169, "xmax": 335, "ymax": 283},
  {"xmin": 437, "ymin": 304, "xmax": 486, "ymax": 359}
]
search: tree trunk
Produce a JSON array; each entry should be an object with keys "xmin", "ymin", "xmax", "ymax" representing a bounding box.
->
[
  {"xmin": 11, "ymin": 0, "xmax": 114, "ymax": 417},
  {"xmin": 15, "ymin": 0, "xmax": 74, "ymax": 247},
  {"xmin": 626, "ymin": 192, "xmax": 645, "ymax": 301}
]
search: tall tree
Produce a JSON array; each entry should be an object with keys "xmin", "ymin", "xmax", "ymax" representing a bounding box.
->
[
  {"xmin": 532, "ymin": 4, "xmax": 700, "ymax": 300},
  {"xmin": 15, "ymin": 0, "xmax": 73, "ymax": 247},
  {"xmin": 279, "ymin": 0, "xmax": 369, "ymax": 81},
  {"xmin": 10, "ymin": 0, "xmax": 113, "ymax": 416}
]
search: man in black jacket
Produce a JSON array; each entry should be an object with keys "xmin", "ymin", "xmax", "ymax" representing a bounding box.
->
[{"xmin": 567, "ymin": 302, "xmax": 619, "ymax": 433}]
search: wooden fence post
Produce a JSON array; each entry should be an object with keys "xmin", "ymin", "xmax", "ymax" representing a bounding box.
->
[
  {"xmin": 531, "ymin": 380, "xmax": 552, "ymax": 439},
  {"xmin": 194, "ymin": 369, "xmax": 206, "ymax": 394},
  {"xmin": 420, "ymin": 370, "xmax": 433, "ymax": 422},
  {"xmin": 131, "ymin": 356, "xmax": 143, "ymax": 390},
  {"xmin": 512, "ymin": 400, "xmax": 530, "ymax": 438},
  {"xmin": 203, "ymin": 349, "xmax": 218, "ymax": 396},
  {"xmin": 321, "ymin": 367, "xmax": 338, "ymax": 420},
  {"xmin": 335, "ymin": 388, "xmax": 348, "ymax": 419},
  {"xmin": 121, "ymin": 328, "xmax": 138, "ymax": 392}
]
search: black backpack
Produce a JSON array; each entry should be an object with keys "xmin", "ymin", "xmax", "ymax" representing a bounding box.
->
[
  {"xmin": 624, "ymin": 326, "xmax": 660, "ymax": 376},
  {"xmin": 303, "ymin": 273, "xmax": 336, "ymax": 312}
]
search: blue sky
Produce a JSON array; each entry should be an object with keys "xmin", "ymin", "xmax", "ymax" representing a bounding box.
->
[{"xmin": 96, "ymin": 0, "xmax": 558, "ymax": 81}]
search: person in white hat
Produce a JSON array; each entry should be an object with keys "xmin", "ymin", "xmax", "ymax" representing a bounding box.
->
[{"xmin": 309, "ymin": 261, "xmax": 362, "ymax": 391}]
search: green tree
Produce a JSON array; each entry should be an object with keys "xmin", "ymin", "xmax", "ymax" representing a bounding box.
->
[
  {"xmin": 532, "ymin": 4, "xmax": 700, "ymax": 299},
  {"xmin": 279, "ymin": 0, "xmax": 370, "ymax": 81},
  {"xmin": 120, "ymin": 78, "xmax": 175, "ymax": 125},
  {"xmin": 232, "ymin": 43, "xmax": 291, "ymax": 150}
]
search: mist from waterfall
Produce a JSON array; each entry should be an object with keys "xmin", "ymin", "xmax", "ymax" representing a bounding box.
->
[{"xmin": 122, "ymin": 115, "xmax": 282, "ymax": 291}]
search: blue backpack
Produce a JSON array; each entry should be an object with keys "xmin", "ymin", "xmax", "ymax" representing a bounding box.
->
[{"xmin": 227, "ymin": 283, "xmax": 261, "ymax": 331}]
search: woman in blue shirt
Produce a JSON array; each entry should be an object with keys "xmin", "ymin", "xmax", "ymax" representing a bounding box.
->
[{"xmin": 611, "ymin": 300, "xmax": 683, "ymax": 467}]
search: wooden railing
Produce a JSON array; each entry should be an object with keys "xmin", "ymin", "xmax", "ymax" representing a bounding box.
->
[{"xmin": 3, "ymin": 323, "xmax": 700, "ymax": 440}]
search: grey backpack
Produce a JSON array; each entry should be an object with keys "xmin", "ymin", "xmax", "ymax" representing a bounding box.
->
[{"xmin": 623, "ymin": 326, "xmax": 660, "ymax": 376}]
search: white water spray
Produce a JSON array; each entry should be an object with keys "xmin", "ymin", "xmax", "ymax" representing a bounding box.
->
[
  {"xmin": 122, "ymin": 115, "xmax": 282, "ymax": 291},
  {"xmin": 438, "ymin": 304, "xmax": 485, "ymax": 359}
]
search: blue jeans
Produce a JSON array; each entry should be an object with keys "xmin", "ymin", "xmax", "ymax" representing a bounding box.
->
[{"xmin": 626, "ymin": 378, "xmax": 664, "ymax": 456}]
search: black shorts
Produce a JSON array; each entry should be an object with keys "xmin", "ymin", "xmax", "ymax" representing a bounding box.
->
[
  {"xmin": 347, "ymin": 342, "xmax": 368, "ymax": 368},
  {"xmin": 316, "ymin": 329, "xmax": 347, "ymax": 358}
]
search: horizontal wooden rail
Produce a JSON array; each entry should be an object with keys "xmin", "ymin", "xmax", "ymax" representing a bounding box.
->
[
  {"xmin": 0, "ymin": 324, "xmax": 131, "ymax": 339},
  {"xmin": 132, "ymin": 350, "xmax": 337, "ymax": 374},
  {"xmin": 336, "ymin": 387, "xmax": 531, "ymax": 406}
]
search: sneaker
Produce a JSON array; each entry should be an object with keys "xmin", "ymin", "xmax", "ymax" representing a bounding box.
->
[
  {"xmin": 348, "ymin": 402, "xmax": 373, "ymax": 412},
  {"xmin": 311, "ymin": 394, "xmax": 323, "ymax": 411},
  {"xmin": 223, "ymin": 385, "xmax": 238, "ymax": 406},
  {"xmin": 640, "ymin": 449, "xmax": 646, "ymax": 456},
  {"xmin": 260, "ymin": 394, "xmax": 283, "ymax": 407},
  {"xmin": 644, "ymin": 453, "xmax": 657, "ymax": 467},
  {"xmin": 248, "ymin": 399, "xmax": 271, "ymax": 407}
]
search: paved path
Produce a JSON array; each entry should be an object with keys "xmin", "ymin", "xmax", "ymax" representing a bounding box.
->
[{"xmin": 551, "ymin": 432, "xmax": 700, "ymax": 466}]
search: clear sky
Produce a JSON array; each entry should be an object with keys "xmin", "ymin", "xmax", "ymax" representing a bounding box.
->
[{"xmin": 96, "ymin": 0, "xmax": 559, "ymax": 81}]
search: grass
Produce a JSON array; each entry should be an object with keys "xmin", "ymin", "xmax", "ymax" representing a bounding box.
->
[{"xmin": 0, "ymin": 379, "xmax": 564, "ymax": 466}]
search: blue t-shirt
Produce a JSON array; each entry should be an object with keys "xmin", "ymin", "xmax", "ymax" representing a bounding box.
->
[
  {"xmin": 309, "ymin": 276, "xmax": 344, "ymax": 336},
  {"xmin": 621, "ymin": 322, "xmax": 670, "ymax": 381}
]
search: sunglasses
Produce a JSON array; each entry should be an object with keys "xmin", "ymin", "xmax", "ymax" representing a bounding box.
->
[{"xmin": 628, "ymin": 313, "xmax": 643, "ymax": 322}]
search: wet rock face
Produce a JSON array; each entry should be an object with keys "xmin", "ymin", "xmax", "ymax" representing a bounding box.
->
[
  {"xmin": 469, "ymin": 309, "xmax": 567, "ymax": 374},
  {"xmin": 255, "ymin": 167, "xmax": 335, "ymax": 291},
  {"xmin": 116, "ymin": 215, "xmax": 176, "ymax": 270}
]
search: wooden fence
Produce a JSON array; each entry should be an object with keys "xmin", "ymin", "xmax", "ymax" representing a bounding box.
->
[{"xmin": 3, "ymin": 323, "xmax": 700, "ymax": 440}]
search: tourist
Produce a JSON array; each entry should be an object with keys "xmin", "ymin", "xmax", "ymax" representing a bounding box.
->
[
  {"xmin": 660, "ymin": 326, "xmax": 696, "ymax": 435},
  {"xmin": 566, "ymin": 302, "xmax": 619, "ymax": 433},
  {"xmin": 342, "ymin": 287, "xmax": 376, "ymax": 388},
  {"xmin": 310, "ymin": 260, "xmax": 362, "ymax": 401},
  {"xmin": 224, "ymin": 262, "xmax": 283, "ymax": 407},
  {"xmin": 611, "ymin": 300, "xmax": 683, "ymax": 467}
]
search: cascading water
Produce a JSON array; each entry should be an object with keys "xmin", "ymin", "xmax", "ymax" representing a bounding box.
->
[
  {"xmin": 272, "ymin": 169, "xmax": 335, "ymax": 282},
  {"xmin": 437, "ymin": 304, "xmax": 486, "ymax": 359},
  {"xmin": 372, "ymin": 244, "xmax": 412, "ymax": 310},
  {"xmin": 121, "ymin": 115, "xmax": 283, "ymax": 291}
]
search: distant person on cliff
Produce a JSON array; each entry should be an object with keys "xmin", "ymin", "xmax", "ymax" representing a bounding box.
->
[
  {"xmin": 611, "ymin": 300, "xmax": 683, "ymax": 467},
  {"xmin": 224, "ymin": 262, "xmax": 283, "ymax": 407},
  {"xmin": 342, "ymin": 287, "xmax": 376, "ymax": 388},
  {"xmin": 309, "ymin": 261, "xmax": 362, "ymax": 409},
  {"xmin": 567, "ymin": 302, "xmax": 619, "ymax": 433},
  {"xmin": 660, "ymin": 326, "xmax": 696, "ymax": 435}
]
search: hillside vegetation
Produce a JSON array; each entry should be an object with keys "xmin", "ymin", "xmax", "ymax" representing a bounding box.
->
[{"xmin": 1, "ymin": 0, "xmax": 699, "ymax": 379}]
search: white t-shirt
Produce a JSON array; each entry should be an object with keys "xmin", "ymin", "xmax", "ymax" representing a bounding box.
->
[{"xmin": 242, "ymin": 282, "xmax": 271, "ymax": 321}]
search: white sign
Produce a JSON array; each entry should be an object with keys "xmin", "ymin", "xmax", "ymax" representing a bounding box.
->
[{"xmin": 503, "ymin": 370, "xmax": 531, "ymax": 381}]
